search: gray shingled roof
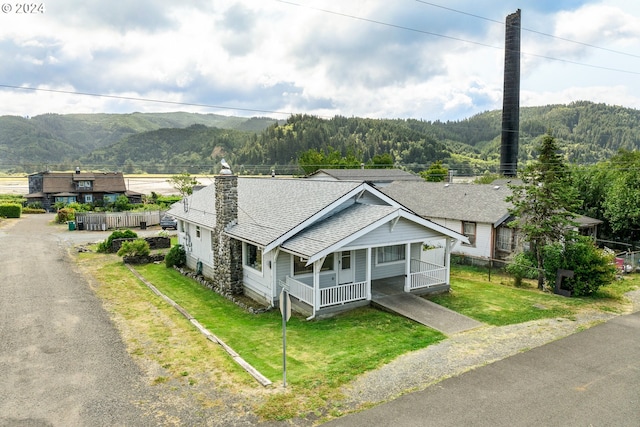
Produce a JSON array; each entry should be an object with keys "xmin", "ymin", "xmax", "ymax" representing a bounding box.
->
[
  {"xmin": 168, "ymin": 178, "xmax": 365, "ymax": 247},
  {"xmin": 381, "ymin": 181, "xmax": 513, "ymax": 225},
  {"xmin": 281, "ymin": 203, "xmax": 399, "ymax": 258},
  {"xmin": 308, "ymin": 168, "xmax": 422, "ymax": 182}
]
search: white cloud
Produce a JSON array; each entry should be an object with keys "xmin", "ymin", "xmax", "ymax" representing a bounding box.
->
[{"xmin": 0, "ymin": 0, "xmax": 639, "ymax": 120}]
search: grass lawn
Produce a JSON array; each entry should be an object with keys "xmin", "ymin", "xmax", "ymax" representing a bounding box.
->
[
  {"xmin": 81, "ymin": 252, "xmax": 639, "ymax": 421},
  {"xmin": 429, "ymin": 266, "xmax": 640, "ymax": 326},
  {"xmin": 84, "ymin": 255, "xmax": 444, "ymax": 420}
]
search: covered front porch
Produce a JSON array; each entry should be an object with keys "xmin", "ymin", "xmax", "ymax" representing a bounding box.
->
[{"xmin": 279, "ymin": 257, "xmax": 450, "ymax": 318}]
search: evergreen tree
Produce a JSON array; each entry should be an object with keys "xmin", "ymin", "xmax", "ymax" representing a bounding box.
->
[
  {"xmin": 507, "ymin": 133, "xmax": 581, "ymax": 290},
  {"xmin": 420, "ymin": 160, "xmax": 448, "ymax": 182}
]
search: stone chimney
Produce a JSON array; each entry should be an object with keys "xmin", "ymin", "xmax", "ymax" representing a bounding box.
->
[{"xmin": 212, "ymin": 173, "xmax": 243, "ymax": 295}]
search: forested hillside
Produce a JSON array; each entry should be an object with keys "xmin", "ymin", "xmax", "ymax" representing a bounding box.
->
[
  {"xmin": 3, "ymin": 101, "xmax": 640, "ymax": 175},
  {"xmin": 0, "ymin": 112, "xmax": 278, "ymax": 172}
]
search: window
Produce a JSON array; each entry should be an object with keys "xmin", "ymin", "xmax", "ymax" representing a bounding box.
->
[
  {"xmin": 462, "ymin": 222, "xmax": 476, "ymax": 246},
  {"xmin": 293, "ymin": 255, "xmax": 334, "ymax": 276},
  {"xmin": 104, "ymin": 194, "xmax": 117, "ymax": 203},
  {"xmin": 196, "ymin": 226, "xmax": 201, "ymax": 239},
  {"xmin": 84, "ymin": 194, "xmax": 93, "ymax": 203},
  {"xmin": 496, "ymin": 227, "xmax": 513, "ymax": 252},
  {"xmin": 78, "ymin": 180, "xmax": 92, "ymax": 188},
  {"xmin": 244, "ymin": 243, "xmax": 263, "ymax": 272},
  {"xmin": 376, "ymin": 245, "xmax": 405, "ymax": 264},
  {"xmin": 211, "ymin": 231, "xmax": 215, "ymax": 251}
]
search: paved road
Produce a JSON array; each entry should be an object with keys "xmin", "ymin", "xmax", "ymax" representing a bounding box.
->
[
  {"xmin": 0, "ymin": 214, "xmax": 158, "ymax": 426},
  {"xmin": 327, "ymin": 311, "xmax": 640, "ymax": 426}
]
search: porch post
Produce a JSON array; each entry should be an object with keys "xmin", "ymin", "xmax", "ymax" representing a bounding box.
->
[
  {"xmin": 366, "ymin": 247, "xmax": 372, "ymax": 300},
  {"xmin": 445, "ymin": 238, "xmax": 452, "ymax": 285},
  {"xmin": 313, "ymin": 259, "xmax": 321, "ymax": 314},
  {"xmin": 404, "ymin": 243, "xmax": 411, "ymax": 292}
]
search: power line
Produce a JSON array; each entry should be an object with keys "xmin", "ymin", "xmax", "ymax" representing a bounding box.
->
[
  {"xmin": 413, "ymin": 0, "xmax": 640, "ymax": 59},
  {"xmin": 0, "ymin": 84, "xmax": 298, "ymax": 117},
  {"xmin": 276, "ymin": 0, "xmax": 640, "ymax": 75}
]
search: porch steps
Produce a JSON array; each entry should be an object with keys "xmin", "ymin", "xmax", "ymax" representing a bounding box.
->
[{"xmin": 372, "ymin": 293, "xmax": 483, "ymax": 335}]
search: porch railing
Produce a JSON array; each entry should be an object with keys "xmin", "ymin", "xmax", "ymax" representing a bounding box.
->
[
  {"xmin": 281, "ymin": 276, "xmax": 368, "ymax": 309},
  {"xmin": 409, "ymin": 259, "xmax": 447, "ymax": 290},
  {"xmin": 282, "ymin": 276, "xmax": 314, "ymax": 306},
  {"xmin": 320, "ymin": 281, "xmax": 367, "ymax": 308}
]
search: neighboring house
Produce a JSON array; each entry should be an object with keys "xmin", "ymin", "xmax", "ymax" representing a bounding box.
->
[
  {"xmin": 381, "ymin": 181, "xmax": 602, "ymax": 262},
  {"xmin": 167, "ymin": 174, "xmax": 468, "ymax": 318},
  {"xmin": 305, "ymin": 168, "xmax": 422, "ymax": 187},
  {"xmin": 25, "ymin": 169, "xmax": 143, "ymax": 211}
]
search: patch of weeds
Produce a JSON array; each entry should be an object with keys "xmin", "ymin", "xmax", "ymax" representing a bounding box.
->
[
  {"xmin": 153, "ymin": 376, "xmax": 169, "ymax": 385},
  {"xmin": 180, "ymin": 371, "xmax": 189, "ymax": 377}
]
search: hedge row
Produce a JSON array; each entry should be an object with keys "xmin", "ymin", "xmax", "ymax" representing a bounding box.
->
[{"xmin": 0, "ymin": 204, "xmax": 21, "ymax": 218}]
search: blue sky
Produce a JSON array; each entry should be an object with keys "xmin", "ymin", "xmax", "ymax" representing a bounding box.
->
[{"xmin": 1, "ymin": 0, "xmax": 639, "ymax": 121}]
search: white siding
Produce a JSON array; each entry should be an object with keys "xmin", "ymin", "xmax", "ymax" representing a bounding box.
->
[
  {"xmin": 427, "ymin": 218, "xmax": 493, "ymax": 259},
  {"xmin": 349, "ymin": 218, "xmax": 441, "ymax": 248},
  {"xmin": 242, "ymin": 248, "xmax": 272, "ymax": 304}
]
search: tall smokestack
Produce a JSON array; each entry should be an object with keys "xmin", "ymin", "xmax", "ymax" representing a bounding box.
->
[{"xmin": 500, "ymin": 9, "xmax": 521, "ymax": 177}]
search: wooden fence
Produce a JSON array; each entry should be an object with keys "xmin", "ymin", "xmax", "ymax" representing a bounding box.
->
[{"xmin": 75, "ymin": 211, "xmax": 165, "ymax": 231}]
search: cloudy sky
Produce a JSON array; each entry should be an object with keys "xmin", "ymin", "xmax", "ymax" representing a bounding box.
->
[{"xmin": 1, "ymin": 0, "xmax": 639, "ymax": 121}]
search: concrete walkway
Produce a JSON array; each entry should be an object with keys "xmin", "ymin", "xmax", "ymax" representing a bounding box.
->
[
  {"xmin": 372, "ymin": 294, "xmax": 483, "ymax": 334},
  {"xmin": 371, "ymin": 278, "xmax": 483, "ymax": 334}
]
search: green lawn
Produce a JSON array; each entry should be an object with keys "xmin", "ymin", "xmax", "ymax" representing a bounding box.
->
[
  {"xmin": 429, "ymin": 266, "xmax": 639, "ymax": 326},
  {"xmin": 87, "ymin": 256, "xmax": 639, "ymax": 421}
]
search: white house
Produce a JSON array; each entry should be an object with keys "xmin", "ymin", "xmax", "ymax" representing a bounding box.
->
[
  {"xmin": 167, "ymin": 174, "xmax": 467, "ymax": 319},
  {"xmin": 381, "ymin": 181, "xmax": 602, "ymax": 263}
]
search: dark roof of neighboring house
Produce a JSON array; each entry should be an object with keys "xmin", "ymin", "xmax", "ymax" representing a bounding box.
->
[
  {"xmin": 33, "ymin": 172, "xmax": 127, "ymax": 193},
  {"xmin": 306, "ymin": 168, "xmax": 422, "ymax": 182},
  {"xmin": 382, "ymin": 181, "xmax": 604, "ymax": 229},
  {"xmin": 381, "ymin": 181, "xmax": 514, "ymax": 225}
]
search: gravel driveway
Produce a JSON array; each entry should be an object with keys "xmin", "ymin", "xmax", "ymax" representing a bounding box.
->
[{"xmin": 0, "ymin": 214, "xmax": 164, "ymax": 425}]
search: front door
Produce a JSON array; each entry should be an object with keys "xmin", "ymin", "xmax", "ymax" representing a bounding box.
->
[{"xmin": 338, "ymin": 250, "xmax": 354, "ymax": 284}]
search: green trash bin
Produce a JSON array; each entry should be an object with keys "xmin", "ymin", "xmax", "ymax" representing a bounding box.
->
[{"xmin": 68, "ymin": 221, "xmax": 76, "ymax": 231}]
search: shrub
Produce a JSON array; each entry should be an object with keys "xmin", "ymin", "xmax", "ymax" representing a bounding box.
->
[
  {"xmin": 0, "ymin": 203, "xmax": 22, "ymax": 218},
  {"xmin": 505, "ymin": 251, "xmax": 538, "ymax": 287},
  {"xmin": 543, "ymin": 235, "xmax": 617, "ymax": 296},
  {"xmin": 27, "ymin": 201, "xmax": 43, "ymax": 210},
  {"xmin": 22, "ymin": 207, "xmax": 46, "ymax": 214},
  {"xmin": 56, "ymin": 208, "xmax": 75, "ymax": 223},
  {"xmin": 97, "ymin": 229, "xmax": 138, "ymax": 253},
  {"xmin": 165, "ymin": 244, "xmax": 186, "ymax": 268},
  {"xmin": 117, "ymin": 239, "xmax": 150, "ymax": 257}
]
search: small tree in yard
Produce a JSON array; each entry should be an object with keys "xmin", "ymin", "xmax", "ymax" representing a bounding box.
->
[
  {"xmin": 168, "ymin": 172, "xmax": 198, "ymax": 197},
  {"xmin": 420, "ymin": 160, "xmax": 448, "ymax": 182},
  {"xmin": 507, "ymin": 133, "xmax": 581, "ymax": 290}
]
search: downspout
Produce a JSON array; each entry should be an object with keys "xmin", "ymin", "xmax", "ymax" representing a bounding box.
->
[{"xmin": 404, "ymin": 243, "xmax": 411, "ymax": 292}]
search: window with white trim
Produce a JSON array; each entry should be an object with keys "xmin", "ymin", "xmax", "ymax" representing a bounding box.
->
[
  {"xmin": 496, "ymin": 227, "xmax": 513, "ymax": 252},
  {"xmin": 196, "ymin": 226, "xmax": 201, "ymax": 239},
  {"xmin": 462, "ymin": 221, "xmax": 476, "ymax": 246},
  {"xmin": 244, "ymin": 243, "xmax": 263, "ymax": 272},
  {"xmin": 376, "ymin": 245, "xmax": 405, "ymax": 264}
]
